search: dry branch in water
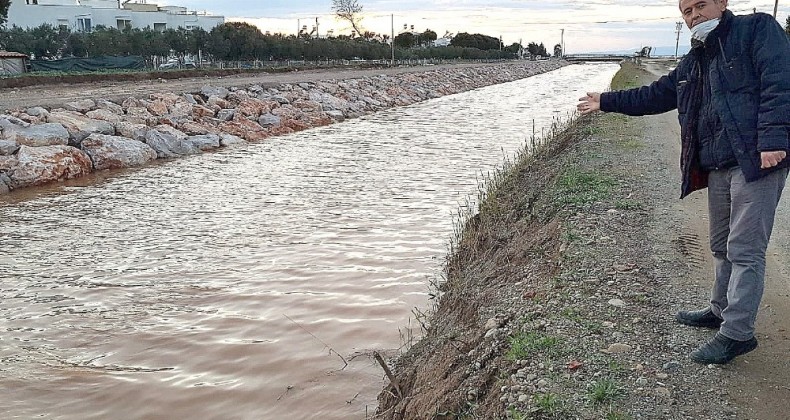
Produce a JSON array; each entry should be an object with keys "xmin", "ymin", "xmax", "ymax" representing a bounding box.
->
[
  {"xmin": 284, "ymin": 314, "xmax": 348, "ymax": 370},
  {"xmin": 373, "ymin": 351, "xmax": 402, "ymax": 400}
]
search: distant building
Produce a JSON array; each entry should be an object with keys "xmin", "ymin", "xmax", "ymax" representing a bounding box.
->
[
  {"xmin": 6, "ymin": 0, "xmax": 224, "ymax": 32},
  {"xmin": 433, "ymin": 32, "xmax": 453, "ymax": 47}
]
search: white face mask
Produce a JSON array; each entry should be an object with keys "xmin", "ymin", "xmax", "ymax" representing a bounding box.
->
[{"xmin": 691, "ymin": 18, "xmax": 720, "ymax": 43}]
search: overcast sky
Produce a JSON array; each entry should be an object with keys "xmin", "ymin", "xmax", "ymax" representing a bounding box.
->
[{"xmin": 156, "ymin": 0, "xmax": 789, "ymax": 53}]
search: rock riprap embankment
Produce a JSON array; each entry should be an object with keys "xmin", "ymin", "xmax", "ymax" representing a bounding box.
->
[{"xmin": 0, "ymin": 61, "xmax": 567, "ymax": 195}]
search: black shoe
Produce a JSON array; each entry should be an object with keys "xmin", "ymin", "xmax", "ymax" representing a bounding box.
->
[
  {"xmin": 675, "ymin": 307, "xmax": 722, "ymax": 329},
  {"xmin": 690, "ymin": 333, "xmax": 758, "ymax": 364}
]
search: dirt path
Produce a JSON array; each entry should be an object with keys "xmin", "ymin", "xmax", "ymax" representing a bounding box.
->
[
  {"xmin": 0, "ymin": 62, "xmax": 505, "ymax": 112},
  {"xmin": 641, "ymin": 60, "xmax": 790, "ymax": 419}
]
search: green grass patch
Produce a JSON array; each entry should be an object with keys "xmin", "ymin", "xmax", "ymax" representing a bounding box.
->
[
  {"xmin": 614, "ymin": 199, "xmax": 643, "ymax": 210},
  {"xmin": 508, "ymin": 407, "xmax": 528, "ymax": 420},
  {"xmin": 588, "ymin": 378, "xmax": 624, "ymax": 405},
  {"xmin": 506, "ymin": 332, "xmax": 561, "ymax": 360},
  {"xmin": 556, "ymin": 168, "xmax": 618, "ymax": 206},
  {"xmin": 607, "ymin": 360, "xmax": 627, "ymax": 374},
  {"xmin": 561, "ymin": 308, "xmax": 584, "ymax": 323},
  {"xmin": 617, "ymin": 136, "xmax": 644, "ymax": 150},
  {"xmin": 561, "ymin": 228, "xmax": 583, "ymax": 244},
  {"xmin": 583, "ymin": 320, "xmax": 604, "ymax": 334},
  {"xmin": 533, "ymin": 392, "xmax": 564, "ymax": 415},
  {"xmin": 610, "ymin": 61, "xmax": 647, "ymax": 90}
]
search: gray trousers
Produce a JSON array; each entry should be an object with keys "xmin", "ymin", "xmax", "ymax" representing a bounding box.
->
[{"xmin": 707, "ymin": 167, "xmax": 788, "ymax": 341}]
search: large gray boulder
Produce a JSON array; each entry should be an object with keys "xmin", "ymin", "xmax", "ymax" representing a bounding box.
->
[
  {"xmin": 258, "ymin": 113, "xmax": 281, "ymax": 127},
  {"xmin": 217, "ymin": 109, "xmax": 235, "ymax": 122},
  {"xmin": 115, "ymin": 121, "xmax": 149, "ymax": 142},
  {"xmin": 219, "ymin": 134, "xmax": 246, "ymax": 147},
  {"xmin": 269, "ymin": 95, "xmax": 290, "ymax": 105},
  {"xmin": 86, "ymin": 108, "xmax": 123, "ymax": 124},
  {"xmin": 0, "ymin": 119, "xmax": 70, "ymax": 147},
  {"xmin": 168, "ymin": 101, "xmax": 194, "ymax": 118},
  {"xmin": 153, "ymin": 124, "xmax": 188, "ymax": 140},
  {"xmin": 64, "ymin": 99, "xmax": 96, "ymax": 113},
  {"xmin": 95, "ymin": 99, "xmax": 124, "ymax": 115},
  {"xmin": 325, "ymin": 110, "xmax": 345, "ymax": 122},
  {"xmin": 201, "ymin": 86, "xmax": 229, "ymax": 99},
  {"xmin": 308, "ymin": 90, "xmax": 349, "ymax": 111},
  {"xmin": 0, "ymin": 139, "xmax": 20, "ymax": 155},
  {"xmin": 144, "ymin": 130, "xmax": 199, "ymax": 159},
  {"xmin": 81, "ymin": 133, "xmax": 157, "ymax": 170},
  {"xmin": 187, "ymin": 134, "xmax": 221, "ymax": 151},
  {"xmin": 25, "ymin": 107, "xmax": 49, "ymax": 118},
  {"xmin": 46, "ymin": 111, "xmax": 115, "ymax": 145},
  {"xmin": 0, "ymin": 173, "xmax": 11, "ymax": 194},
  {"xmin": 0, "ymin": 155, "xmax": 16, "ymax": 172},
  {"xmin": 5, "ymin": 145, "xmax": 93, "ymax": 189}
]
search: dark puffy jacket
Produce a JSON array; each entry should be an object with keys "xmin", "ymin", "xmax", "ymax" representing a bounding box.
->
[{"xmin": 600, "ymin": 10, "xmax": 790, "ymax": 198}]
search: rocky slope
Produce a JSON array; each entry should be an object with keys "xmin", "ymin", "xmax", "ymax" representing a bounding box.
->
[{"xmin": 0, "ymin": 61, "xmax": 566, "ymax": 195}]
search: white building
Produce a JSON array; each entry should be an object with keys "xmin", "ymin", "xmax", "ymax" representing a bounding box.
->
[{"xmin": 6, "ymin": 0, "xmax": 224, "ymax": 32}]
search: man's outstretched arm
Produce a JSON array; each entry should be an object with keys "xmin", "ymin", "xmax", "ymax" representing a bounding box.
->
[{"xmin": 577, "ymin": 67, "xmax": 680, "ymax": 116}]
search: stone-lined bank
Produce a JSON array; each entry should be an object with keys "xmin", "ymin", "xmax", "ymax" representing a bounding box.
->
[{"xmin": 0, "ymin": 61, "xmax": 567, "ymax": 195}]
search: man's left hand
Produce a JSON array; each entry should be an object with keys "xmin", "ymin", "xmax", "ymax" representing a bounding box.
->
[{"xmin": 761, "ymin": 151, "xmax": 787, "ymax": 169}]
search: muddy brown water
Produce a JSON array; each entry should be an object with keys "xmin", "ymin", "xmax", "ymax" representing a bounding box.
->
[{"xmin": 0, "ymin": 64, "xmax": 619, "ymax": 419}]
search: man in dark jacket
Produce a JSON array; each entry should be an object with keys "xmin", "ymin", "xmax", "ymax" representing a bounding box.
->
[{"xmin": 577, "ymin": 0, "xmax": 790, "ymax": 364}]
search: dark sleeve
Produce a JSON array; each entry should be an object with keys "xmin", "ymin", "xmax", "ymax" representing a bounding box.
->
[
  {"xmin": 599, "ymin": 67, "xmax": 678, "ymax": 116},
  {"xmin": 752, "ymin": 14, "xmax": 790, "ymax": 152}
]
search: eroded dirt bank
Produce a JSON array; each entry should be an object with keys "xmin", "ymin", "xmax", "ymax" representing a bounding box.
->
[{"xmin": 374, "ymin": 61, "xmax": 790, "ymax": 419}]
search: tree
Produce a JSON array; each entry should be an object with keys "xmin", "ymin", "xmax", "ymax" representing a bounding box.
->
[
  {"xmin": 553, "ymin": 43, "xmax": 562, "ymax": 57},
  {"xmin": 28, "ymin": 24, "xmax": 68, "ymax": 58},
  {"xmin": 527, "ymin": 42, "xmax": 539, "ymax": 57},
  {"xmin": 394, "ymin": 32, "xmax": 416, "ymax": 49},
  {"xmin": 206, "ymin": 22, "xmax": 264, "ymax": 61},
  {"xmin": 537, "ymin": 42, "xmax": 547, "ymax": 57},
  {"xmin": 0, "ymin": 0, "xmax": 9, "ymax": 28},
  {"xmin": 504, "ymin": 42, "xmax": 521, "ymax": 55},
  {"xmin": 332, "ymin": 0, "xmax": 364, "ymax": 40},
  {"xmin": 450, "ymin": 32, "xmax": 501, "ymax": 50},
  {"xmin": 418, "ymin": 29, "xmax": 437, "ymax": 47},
  {"xmin": 785, "ymin": 16, "xmax": 789, "ymax": 35}
]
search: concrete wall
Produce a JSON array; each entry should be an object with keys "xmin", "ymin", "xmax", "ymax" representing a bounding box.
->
[{"xmin": 7, "ymin": 1, "xmax": 224, "ymax": 32}]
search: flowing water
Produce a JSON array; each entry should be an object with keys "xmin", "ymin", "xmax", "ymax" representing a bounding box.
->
[{"xmin": 0, "ymin": 64, "xmax": 619, "ymax": 419}]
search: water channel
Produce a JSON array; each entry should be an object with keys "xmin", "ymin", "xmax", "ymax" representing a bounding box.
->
[{"xmin": 0, "ymin": 63, "xmax": 619, "ymax": 419}]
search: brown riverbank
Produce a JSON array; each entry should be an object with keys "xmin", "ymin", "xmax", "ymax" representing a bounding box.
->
[{"xmin": 374, "ymin": 61, "xmax": 790, "ymax": 419}]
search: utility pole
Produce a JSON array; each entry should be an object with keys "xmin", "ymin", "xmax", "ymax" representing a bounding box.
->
[
  {"xmin": 560, "ymin": 29, "xmax": 565, "ymax": 57},
  {"xmin": 315, "ymin": 17, "xmax": 319, "ymax": 38},
  {"xmin": 674, "ymin": 21, "xmax": 683, "ymax": 58},
  {"xmin": 391, "ymin": 14, "xmax": 394, "ymax": 66},
  {"xmin": 774, "ymin": 0, "xmax": 779, "ymax": 17}
]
